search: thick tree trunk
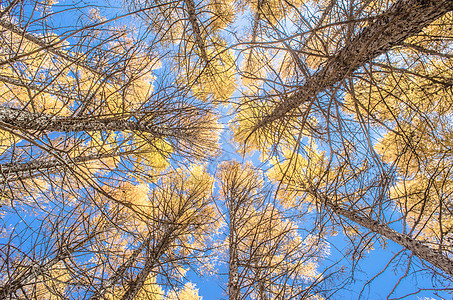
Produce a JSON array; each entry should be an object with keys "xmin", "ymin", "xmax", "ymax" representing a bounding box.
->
[
  {"xmin": 0, "ymin": 107, "xmax": 184, "ymax": 138},
  {"xmin": 257, "ymin": 0, "xmax": 453, "ymax": 129},
  {"xmin": 322, "ymin": 197, "xmax": 453, "ymax": 277}
]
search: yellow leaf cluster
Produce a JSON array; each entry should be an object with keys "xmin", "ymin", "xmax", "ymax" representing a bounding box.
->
[
  {"xmin": 391, "ymin": 173, "xmax": 453, "ymax": 244},
  {"xmin": 267, "ymin": 141, "xmax": 328, "ymax": 208},
  {"xmin": 188, "ymin": 41, "xmax": 237, "ymax": 103},
  {"xmin": 246, "ymin": 0, "xmax": 306, "ymax": 24},
  {"xmin": 106, "ymin": 275, "xmax": 164, "ymax": 300},
  {"xmin": 133, "ymin": 135, "xmax": 172, "ymax": 173},
  {"xmin": 20, "ymin": 261, "xmax": 70, "ymax": 300},
  {"xmin": 208, "ymin": 0, "xmax": 236, "ymax": 31}
]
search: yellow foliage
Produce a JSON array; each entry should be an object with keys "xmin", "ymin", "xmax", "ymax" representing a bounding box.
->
[
  {"xmin": 25, "ymin": 262, "xmax": 70, "ymax": 299},
  {"xmin": 188, "ymin": 40, "xmax": 237, "ymax": 103},
  {"xmin": 0, "ymin": 129, "xmax": 18, "ymax": 155},
  {"xmin": 208, "ymin": 0, "xmax": 236, "ymax": 31},
  {"xmin": 241, "ymin": 49, "xmax": 270, "ymax": 92},
  {"xmin": 267, "ymin": 141, "xmax": 328, "ymax": 208},
  {"xmin": 390, "ymin": 173, "xmax": 453, "ymax": 244},
  {"xmin": 133, "ymin": 135, "xmax": 172, "ymax": 173},
  {"xmin": 106, "ymin": 275, "xmax": 164, "ymax": 300},
  {"xmin": 247, "ymin": 0, "xmax": 306, "ymax": 24}
]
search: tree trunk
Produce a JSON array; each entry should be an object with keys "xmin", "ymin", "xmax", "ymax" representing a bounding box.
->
[
  {"xmin": 321, "ymin": 196, "xmax": 453, "ymax": 277},
  {"xmin": 89, "ymin": 238, "xmax": 150, "ymax": 300},
  {"xmin": 120, "ymin": 230, "xmax": 175, "ymax": 300},
  {"xmin": 0, "ymin": 107, "xmax": 185, "ymax": 138},
  {"xmin": 0, "ymin": 151, "xmax": 135, "ymax": 184},
  {"xmin": 0, "ymin": 18, "xmax": 111, "ymax": 79},
  {"xmin": 229, "ymin": 210, "xmax": 240, "ymax": 300},
  {"xmin": 257, "ymin": 0, "xmax": 453, "ymax": 130},
  {"xmin": 183, "ymin": 0, "xmax": 209, "ymax": 62}
]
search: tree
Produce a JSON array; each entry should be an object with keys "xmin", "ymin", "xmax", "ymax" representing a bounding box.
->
[{"xmin": 217, "ymin": 161, "xmax": 331, "ymax": 300}]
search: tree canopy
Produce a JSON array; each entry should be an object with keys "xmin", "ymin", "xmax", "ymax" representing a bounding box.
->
[{"xmin": 0, "ymin": 0, "xmax": 452, "ymax": 299}]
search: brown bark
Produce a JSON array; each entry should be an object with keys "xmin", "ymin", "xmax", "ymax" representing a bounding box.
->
[
  {"xmin": 228, "ymin": 209, "xmax": 240, "ymax": 300},
  {"xmin": 0, "ymin": 74, "xmax": 79, "ymax": 102},
  {"xmin": 184, "ymin": 0, "xmax": 209, "ymax": 62},
  {"xmin": 120, "ymin": 229, "xmax": 175, "ymax": 300},
  {"xmin": 0, "ymin": 151, "xmax": 134, "ymax": 184},
  {"xmin": 0, "ymin": 107, "xmax": 186, "ymax": 139},
  {"xmin": 119, "ymin": 195, "xmax": 193, "ymax": 300},
  {"xmin": 256, "ymin": 0, "xmax": 453, "ymax": 130}
]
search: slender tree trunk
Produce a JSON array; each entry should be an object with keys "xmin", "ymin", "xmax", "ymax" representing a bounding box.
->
[
  {"xmin": 0, "ymin": 18, "xmax": 111, "ymax": 78},
  {"xmin": 0, "ymin": 151, "xmax": 136, "ymax": 184},
  {"xmin": 183, "ymin": 0, "xmax": 209, "ymax": 62},
  {"xmin": 120, "ymin": 194, "xmax": 198, "ymax": 300},
  {"xmin": 257, "ymin": 0, "xmax": 453, "ymax": 130},
  {"xmin": 89, "ymin": 238, "xmax": 150, "ymax": 300},
  {"xmin": 229, "ymin": 208, "xmax": 240, "ymax": 300},
  {"xmin": 0, "ymin": 74, "xmax": 79, "ymax": 101},
  {"xmin": 321, "ymin": 196, "xmax": 453, "ymax": 277},
  {"xmin": 120, "ymin": 229, "xmax": 175, "ymax": 300}
]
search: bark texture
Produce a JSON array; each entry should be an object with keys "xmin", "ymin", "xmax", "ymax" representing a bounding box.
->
[
  {"xmin": 120, "ymin": 230, "xmax": 175, "ymax": 300},
  {"xmin": 184, "ymin": 0, "xmax": 209, "ymax": 62},
  {"xmin": 0, "ymin": 107, "xmax": 185, "ymax": 138},
  {"xmin": 228, "ymin": 208, "xmax": 239, "ymax": 300},
  {"xmin": 0, "ymin": 151, "xmax": 134, "ymax": 184}
]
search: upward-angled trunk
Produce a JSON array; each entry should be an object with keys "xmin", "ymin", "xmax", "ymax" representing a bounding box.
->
[
  {"xmin": 256, "ymin": 0, "xmax": 453, "ymax": 130},
  {"xmin": 0, "ymin": 74, "xmax": 79, "ymax": 101},
  {"xmin": 228, "ymin": 206, "xmax": 240, "ymax": 300},
  {"xmin": 120, "ymin": 229, "xmax": 176, "ymax": 300},
  {"xmin": 89, "ymin": 238, "xmax": 150, "ymax": 300},
  {"xmin": 320, "ymin": 195, "xmax": 453, "ymax": 277},
  {"xmin": 0, "ymin": 18, "xmax": 112, "ymax": 79},
  {"xmin": 183, "ymin": 0, "xmax": 209, "ymax": 62}
]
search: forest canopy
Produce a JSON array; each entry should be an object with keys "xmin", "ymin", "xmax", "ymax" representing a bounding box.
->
[{"xmin": 0, "ymin": 0, "xmax": 452, "ymax": 299}]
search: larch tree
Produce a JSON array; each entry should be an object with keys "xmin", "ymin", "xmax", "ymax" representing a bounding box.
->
[{"xmin": 217, "ymin": 161, "xmax": 331, "ymax": 300}]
